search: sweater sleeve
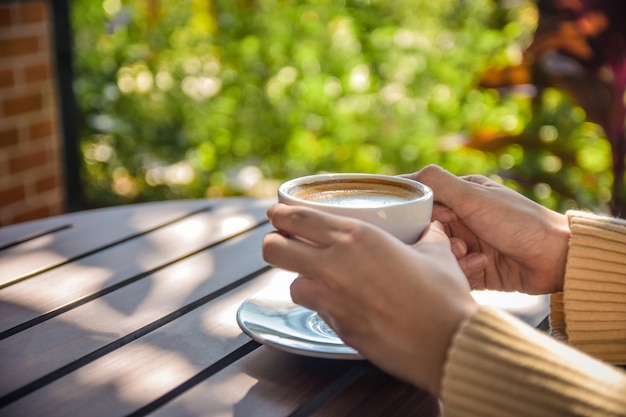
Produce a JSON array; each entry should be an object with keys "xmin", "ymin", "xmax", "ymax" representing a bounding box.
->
[
  {"xmin": 441, "ymin": 307, "xmax": 626, "ymax": 417},
  {"xmin": 562, "ymin": 210, "xmax": 626, "ymax": 364},
  {"xmin": 441, "ymin": 211, "xmax": 626, "ymax": 416}
]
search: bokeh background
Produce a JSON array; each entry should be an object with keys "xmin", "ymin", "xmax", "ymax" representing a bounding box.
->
[{"xmin": 71, "ymin": 0, "xmax": 624, "ymax": 215}]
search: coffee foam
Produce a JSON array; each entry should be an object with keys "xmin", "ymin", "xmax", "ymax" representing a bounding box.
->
[{"xmin": 287, "ymin": 178, "xmax": 422, "ymax": 208}]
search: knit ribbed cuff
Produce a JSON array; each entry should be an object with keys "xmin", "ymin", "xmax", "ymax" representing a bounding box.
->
[
  {"xmin": 441, "ymin": 307, "xmax": 626, "ymax": 417},
  {"xmin": 564, "ymin": 210, "xmax": 626, "ymax": 363},
  {"xmin": 549, "ymin": 292, "xmax": 567, "ymax": 341}
]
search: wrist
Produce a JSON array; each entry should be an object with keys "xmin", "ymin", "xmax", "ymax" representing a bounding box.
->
[
  {"xmin": 550, "ymin": 212, "xmax": 571, "ymax": 292},
  {"xmin": 427, "ymin": 296, "xmax": 478, "ymax": 397}
]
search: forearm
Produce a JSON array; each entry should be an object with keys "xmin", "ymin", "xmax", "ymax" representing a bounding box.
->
[{"xmin": 441, "ymin": 306, "xmax": 626, "ymax": 417}]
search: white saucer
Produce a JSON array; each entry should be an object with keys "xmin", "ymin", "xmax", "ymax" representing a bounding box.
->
[
  {"xmin": 237, "ymin": 291, "xmax": 363, "ymax": 360},
  {"xmin": 237, "ymin": 274, "xmax": 550, "ymax": 360}
]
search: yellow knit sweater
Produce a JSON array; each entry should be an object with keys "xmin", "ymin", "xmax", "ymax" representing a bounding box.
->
[{"xmin": 441, "ymin": 210, "xmax": 626, "ymax": 416}]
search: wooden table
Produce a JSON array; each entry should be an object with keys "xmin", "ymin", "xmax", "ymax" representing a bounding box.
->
[{"xmin": 0, "ymin": 198, "xmax": 549, "ymax": 417}]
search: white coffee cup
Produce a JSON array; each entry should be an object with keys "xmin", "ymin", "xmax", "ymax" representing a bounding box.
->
[{"xmin": 278, "ymin": 173, "xmax": 433, "ymax": 244}]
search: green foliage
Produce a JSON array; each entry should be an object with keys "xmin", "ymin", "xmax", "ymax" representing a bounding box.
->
[{"xmin": 72, "ymin": 0, "xmax": 612, "ymax": 213}]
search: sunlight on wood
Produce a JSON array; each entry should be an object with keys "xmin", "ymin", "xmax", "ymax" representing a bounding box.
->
[
  {"xmin": 75, "ymin": 342, "xmax": 197, "ymax": 406},
  {"xmin": 157, "ymin": 372, "xmax": 260, "ymax": 417},
  {"xmin": 139, "ymin": 254, "xmax": 215, "ymax": 311},
  {"xmin": 11, "ymin": 263, "xmax": 112, "ymax": 311},
  {"xmin": 218, "ymin": 215, "xmax": 257, "ymax": 236},
  {"xmin": 0, "ymin": 235, "xmax": 59, "ymax": 280},
  {"xmin": 167, "ymin": 217, "xmax": 211, "ymax": 240},
  {"xmin": 204, "ymin": 269, "xmax": 296, "ymax": 339},
  {"xmin": 472, "ymin": 290, "xmax": 546, "ymax": 313}
]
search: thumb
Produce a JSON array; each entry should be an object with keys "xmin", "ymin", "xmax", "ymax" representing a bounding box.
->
[
  {"xmin": 417, "ymin": 221, "xmax": 451, "ymax": 248},
  {"xmin": 407, "ymin": 165, "xmax": 485, "ymax": 216}
]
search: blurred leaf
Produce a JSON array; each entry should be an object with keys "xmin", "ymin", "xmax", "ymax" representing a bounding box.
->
[{"xmin": 72, "ymin": 0, "xmax": 611, "ymax": 213}]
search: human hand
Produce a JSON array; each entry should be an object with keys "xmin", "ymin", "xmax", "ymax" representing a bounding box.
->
[
  {"xmin": 262, "ymin": 204, "xmax": 477, "ymax": 396},
  {"xmin": 406, "ymin": 165, "xmax": 571, "ymax": 294}
]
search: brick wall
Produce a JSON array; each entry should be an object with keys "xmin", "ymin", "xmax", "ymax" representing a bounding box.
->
[{"xmin": 0, "ymin": 1, "xmax": 65, "ymax": 226}]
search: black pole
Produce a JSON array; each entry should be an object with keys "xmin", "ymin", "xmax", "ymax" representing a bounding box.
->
[{"xmin": 50, "ymin": 0, "xmax": 84, "ymax": 212}]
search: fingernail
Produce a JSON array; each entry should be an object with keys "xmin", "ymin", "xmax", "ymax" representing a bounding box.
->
[
  {"xmin": 451, "ymin": 239, "xmax": 467, "ymax": 257},
  {"xmin": 466, "ymin": 253, "xmax": 488, "ymax": 271}
]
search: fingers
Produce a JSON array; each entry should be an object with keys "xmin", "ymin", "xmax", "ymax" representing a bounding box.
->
[
  {"xmin": 432, "ymin": 203, "xmax": 458, "ymax": 223},
  {"xmin": 407, "ymin": 165, "xmax": 490, "ymax": 217},
  {"xmin": 262, "ymin": 231, "xmax": 321, "ymax": 277},
  {"xmin": 419, "ymin": 221, "xmax": 488, "ymax": 286},
  {"xmin": 266, "ymin": 204, "xmax": 352, "ymax": 248},
  {"xmin": 449, "ymin": 237, "xmax": 467, "ymax": 259},
  {"xmin": 417, "ymin": 221, "xmax": 451, "ymax": 248},
  {"xmin": 457, "ymin": 253, "xmax": 488, "ymax": 289},
  {"xmin": 290, "ymin": 274, "xmax": 324, "ymax": 310},
  {"xmin": 263, "ymin": 204, "xmax": 373, "ymax": 295},
  {"xmin": 459, "ymin": 173, "xmax": 497, "ymax": 187}
]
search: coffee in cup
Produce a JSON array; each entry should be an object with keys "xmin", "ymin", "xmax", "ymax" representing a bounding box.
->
[{"xmin": 278, "ymin": 173, "xmax": 433, "ymax": 244}]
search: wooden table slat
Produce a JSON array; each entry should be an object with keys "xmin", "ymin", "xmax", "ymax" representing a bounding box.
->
[
  {"xmin": 0, "ymin": 224, "xmax": 72, "ymax": 252},
  {"xmin": 0, "ymin": 224, "xmax": 273, "ymax": 400},
  {"xmin": 0, "ymin": 201, "xmax": 210, "ymax": 284},
  {"xmin": 0, "ymin": 198, "xmax": 271, "ymax": 288},
  {"xmin": 0, "ymin": 269, "xmax": 307, "ymax": 417},
  {"xmin": 310, "ymin": 367, "xmax": 439, "ymax": 417},
  {"xmin": 0, "ymin": 200, "xmax": 217, "ymax": 248},
  {"xmin": 147, "ymin": 344, "xmax": 369, "ymax": 417},
  {"xmin": 0, "ymin": 205, "xmax": 270, "ymax": 335},
  {"xmin": 0, "ymin": 198, "xmax": 552, "ymax": 417}
]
